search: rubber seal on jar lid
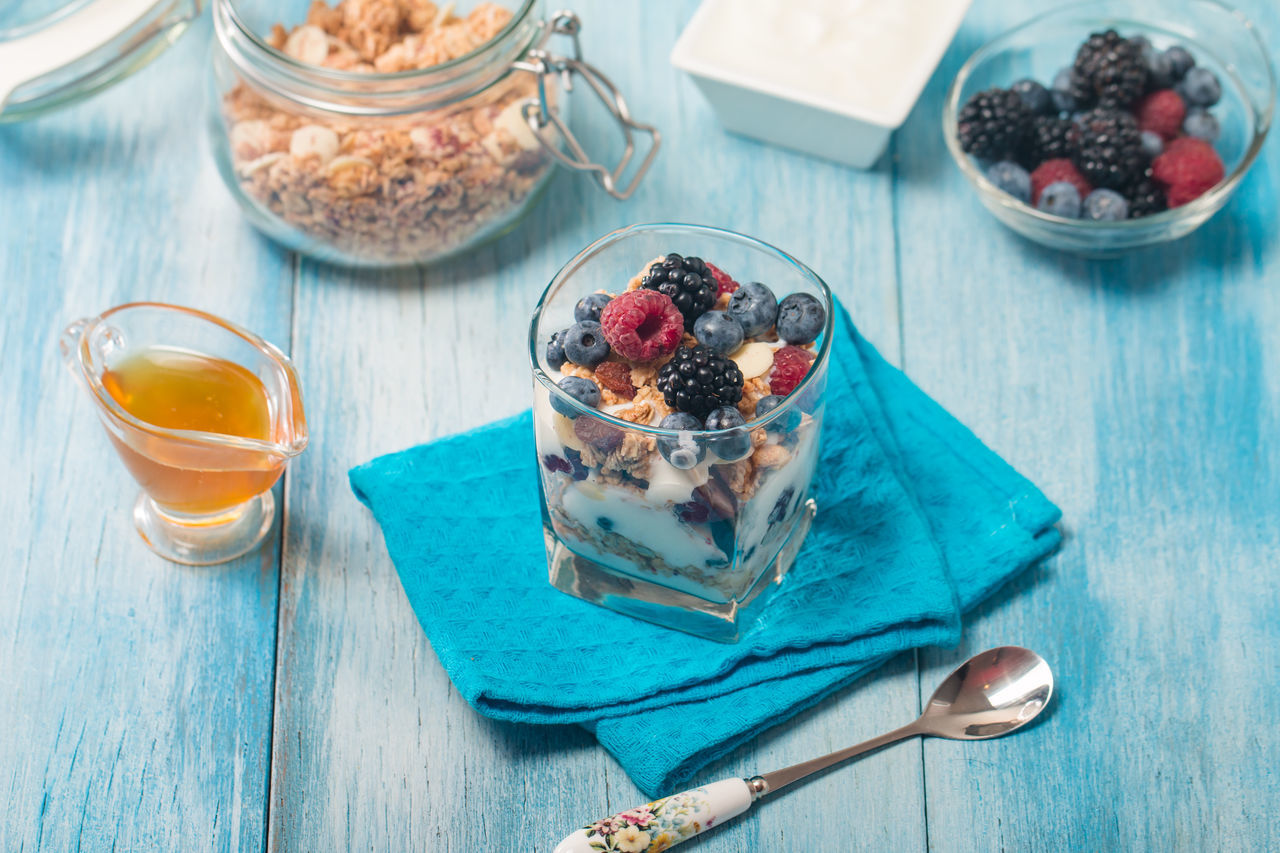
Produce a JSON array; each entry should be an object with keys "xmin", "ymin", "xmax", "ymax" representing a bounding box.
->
[{"xmin": 0, "ymin": 0, "xmax": 198, "ymax": 122}]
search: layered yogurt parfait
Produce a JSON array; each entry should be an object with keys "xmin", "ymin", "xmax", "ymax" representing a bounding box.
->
[{"xmin": 530, "ymin": 224, "xmax": 832, "ymax": 641}]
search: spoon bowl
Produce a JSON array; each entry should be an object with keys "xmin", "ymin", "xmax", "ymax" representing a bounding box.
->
[{"xmin": 920, "ymin": 646, "xmax": 1054, "ymax": 740}]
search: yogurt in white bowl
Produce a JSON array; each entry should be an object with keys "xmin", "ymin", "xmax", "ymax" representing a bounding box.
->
[{"xmin": 671, "ymin": 0, "xmax": 974, "ymax": 167}]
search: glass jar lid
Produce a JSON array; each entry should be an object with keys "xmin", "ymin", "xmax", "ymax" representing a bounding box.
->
[{"xmin": 0, "ymin": 0, "xmax": 202, "ymax": 122}]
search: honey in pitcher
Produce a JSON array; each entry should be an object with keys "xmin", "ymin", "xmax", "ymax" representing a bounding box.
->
[{"xmin": 100, "ymin": 347, "xmax": 285, "ymax": 516}]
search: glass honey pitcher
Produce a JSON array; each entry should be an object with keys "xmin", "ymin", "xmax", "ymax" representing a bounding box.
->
[{"xmin": 61, "ymin": 303, "xmax": 308, "ymax": 565}]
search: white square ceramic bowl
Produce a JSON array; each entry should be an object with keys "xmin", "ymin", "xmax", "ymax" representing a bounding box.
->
[{"xmin": 671, "ymin": 0, "xmax": 974, "ymax": 168}]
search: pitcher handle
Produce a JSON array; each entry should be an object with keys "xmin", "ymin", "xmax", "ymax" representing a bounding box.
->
[{"xmin": 59, "ymin": 319, "xmax": 92, "ymax": 374}]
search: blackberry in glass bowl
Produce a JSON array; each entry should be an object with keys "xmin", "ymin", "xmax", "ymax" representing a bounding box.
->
[{"xmin": 943, "ymin": 0, "xmax": 1275, "ymax": 256}]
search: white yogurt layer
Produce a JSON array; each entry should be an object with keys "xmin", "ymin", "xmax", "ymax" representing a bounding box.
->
[
  {"xmin": 560, "ymin": 481, "xmax": 730, "ymax": 594},
  {"xmin": 686, "ymin": 0, "xmax": 971, "ymax": 125},
  {"xmin": 533, "ymin": 386, "xmax": 574, "ymax": 452},
  {"xmin": 738, "ymin": 424, "xmax": 821, "ymax": 561}
]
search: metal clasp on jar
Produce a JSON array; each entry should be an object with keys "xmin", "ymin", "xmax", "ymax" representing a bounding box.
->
[{"xmin": 512, "ymin": 11, "xmax": 660, "ymax": 201}]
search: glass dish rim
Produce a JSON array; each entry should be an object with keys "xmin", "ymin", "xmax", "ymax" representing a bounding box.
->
[
  {"xmin": 941, "ymin": 0, "xmax": 1277, "ymax": 232},
  {"xmin": 528, "ymin": 222, "xmax": 835, "ymax": 439},
  {"xmin": 217, "ymin": 0, "xmax": 538, "ymax": 85},
  {"xmin": 0, "ymin": 0, "xmax": 204, "ymax": 123},
  {"xmin": 0, "ymin": 0, "xmax": 95, "ymax": 40},
  {"xmin": 65, "ymin": 301, "xmax": 308, "ymax": 457}
]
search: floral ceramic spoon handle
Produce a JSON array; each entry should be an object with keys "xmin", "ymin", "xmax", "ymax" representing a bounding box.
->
[{"xmin": 554, "ymin": 778, "xmax": 754, "ymax": 852}]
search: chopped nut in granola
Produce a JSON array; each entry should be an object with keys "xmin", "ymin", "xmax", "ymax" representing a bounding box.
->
[
  {"xmin": 737, "ymin": 375, "xmax": 772, "ymax": 418},
  {"xmin": 752, "ymin": 442, "xmax": 791, "ymax": 470}
]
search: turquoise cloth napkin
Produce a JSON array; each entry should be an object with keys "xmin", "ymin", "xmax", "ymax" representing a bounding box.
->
[{"xmin": 350, "ymin": 302, "xmax": 1061, "ymax": 796}]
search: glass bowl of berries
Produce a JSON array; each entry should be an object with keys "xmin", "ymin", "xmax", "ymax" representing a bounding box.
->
[
  {"xmin": 943, "ymin": 0, "xmax": 1275, "ymax": 256},
  {"xmin": 528, "ymin": 223, "xmax": 832, "ymax": 642}
]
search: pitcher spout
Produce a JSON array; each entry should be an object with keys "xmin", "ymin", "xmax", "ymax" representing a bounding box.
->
[{"xmin": 275, "ymin": 358, "xmax": 310, "ymax": 458}]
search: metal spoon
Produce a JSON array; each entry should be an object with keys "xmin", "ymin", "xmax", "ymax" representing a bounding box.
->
[{"xmin": 554, "ymin": 646, "xmax": 1053, "ymax": 852}]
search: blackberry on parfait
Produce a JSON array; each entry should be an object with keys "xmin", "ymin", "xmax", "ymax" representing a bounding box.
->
[
  {"xmin": 656, "ymin": 345, "xmax": 744, "ymax": 420},
  {"xmin": 641, "ymin": 253, "xmax": 717, "ymax": 332}
]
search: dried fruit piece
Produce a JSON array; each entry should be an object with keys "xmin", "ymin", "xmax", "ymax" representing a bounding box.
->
[
  {"xmin": 573, "ymin": 416, "xmax": 624, "ymax": 453},
  {"xmin": 675, "ymin": 501, "xmax": 710, "ymax": 524},
  {"xmin": 694, "ymin": 476, "xmax": 738, "ymax": 520},
  {"xmin": 542, "ymin": 454, "xmax": 571, "ymax": 474},
  {"xmin": 594, "ymin": 362, "xmax": 635, "ymax": 400}
]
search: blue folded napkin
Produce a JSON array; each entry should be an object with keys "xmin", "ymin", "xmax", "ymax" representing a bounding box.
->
[{"xmin": 350, "ymin": 301, "xmax": 1061, "ymax": 796}]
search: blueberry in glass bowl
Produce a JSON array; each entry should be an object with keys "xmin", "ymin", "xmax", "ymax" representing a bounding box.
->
[{"xmin": 943, "ymin": 0, "xmax": 1275, "ymax": 256}]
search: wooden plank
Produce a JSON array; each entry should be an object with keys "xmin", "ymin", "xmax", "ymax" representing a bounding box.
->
[
  {"xmin": 268, "ymin": 2, "xmax": 920, "ymax": 850},
  {"xmin": 894, "ymin": 1, "xmax": 1280, "ymax": 849},
  {"xmin": 0, "ymin": 20, "xmax": 286, "ymax": 852}
]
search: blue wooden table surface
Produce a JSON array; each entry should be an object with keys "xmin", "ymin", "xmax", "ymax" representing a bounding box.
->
[{"xmin": 3, "ymin": 1, "xmax": 1278, "ymax": 850}]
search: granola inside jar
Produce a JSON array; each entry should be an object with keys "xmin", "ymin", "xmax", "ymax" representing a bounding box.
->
[{"xmin": 209, "ymin": 0, "xmax": 646, "ymax": 267}]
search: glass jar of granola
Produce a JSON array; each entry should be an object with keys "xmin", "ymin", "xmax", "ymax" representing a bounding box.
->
[
  {"xmin": 530, "ymin": 224, "xmax": 833, "ymax": 642},
  {"xmin": 209, "ymin": 0, "xmax": 658, "ymax": 267}
]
